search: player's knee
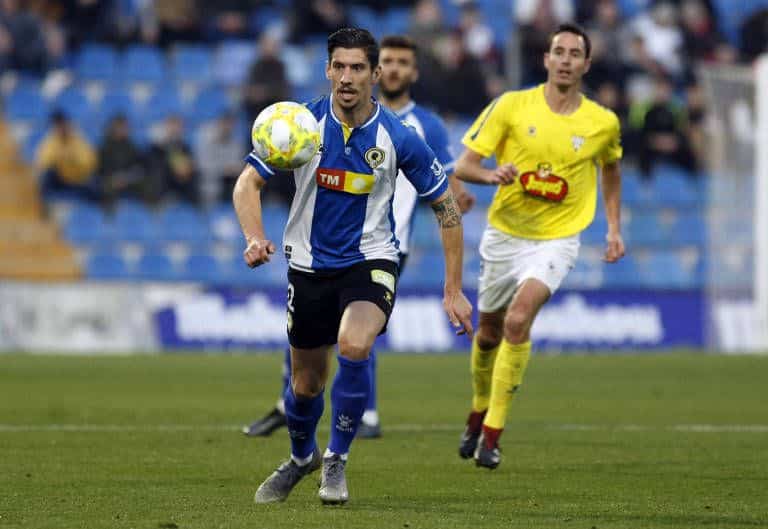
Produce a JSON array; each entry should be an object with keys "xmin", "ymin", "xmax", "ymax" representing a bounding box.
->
[
  {"xmin": 503, "ymin": 309, "xmax": 530, "ymax": 344},
  {"xmin": 291, "ymin": 373, "xmax": 324, "ymax": 398},
  {"xmin": 337, "ymin": 334, "xmax": 371, "ymax": 361},
  {"xmin": 476, "ymin": 326, "xmax": 502, "ymax": 351}
]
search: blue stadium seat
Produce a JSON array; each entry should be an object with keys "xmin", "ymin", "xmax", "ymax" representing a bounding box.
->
[
  {"xmin": 121, "ymin": 45, "xmax": 167, "ymax": 83},
  {"xmin": 140, "ymin": 88, "xmax": 183, "ymax": 123},
  {"xmin": 171, "ymin": 45, "xmax": 213, "ymax": 83},
  {"xmin": 86, "ymin": 253, "xmax": 128, "ymax": 279},
  {"xmin": 185, "ymin": 253, "xmax": 221, "ymax": 283},
  {"xmin": 462, "ymin": 208, "xmax": 486, "ymax": 247},
  {"xmin": 213, "ymin": 41, "xmax": 257, "ymax": 86},
  {"xmin": 63, "ymin": 202, "xmax": 111, "ymax": 243},
  {"xmin": 602, "ymin": 255, "xmax": 640, "ymax": 288},
  {"xmin": 100, "ymin": 87, "xmax": 134, "ymax": 120},
  {"xmin": 136, "ymin": 253, "xmax": 178, "ymax": 281},
  {"xmin": 627, "ymin": 211, "xmax": 663, "ymax": 246},
  {"xmin": 5, "ymin": 84, "xmax": 48, "ymax": 122},
  {"xmin": 410, "ymin": 207, "xmax": 441, "ymax": 250},
  {"xmin": 207, "ymin": 205, "xmax": 242, "ymax": 242},
  {"xmin": 261, "ymin": 203, "xmax": 289, "ymax": 241},
  {"xmin": 581, "ymin": 215, "xmax": 608, "ymax": 245},
  {"xmin": 638, "ymin": 251, "xmax": 695, "ymax": 289},
  {"xmin": 157, "ymin": 203, "xmax": 211, "ymax": 243},
  {"xmin": 650, "ymin": 166, "xmax": 703, "ymax": 206},
  {"xmin": 111, "ymin": 200, "xmax": 157, "ymax": 242},
  {"xmin": 383, "ymin": 8, "xmax": 411, "ymax": 36},
  {"xmin": 186, "ymin": 87, "xmax": 229, "ymax": 123},
  {"xmin": 76, "ymin": 44, "xmax": 118, "ymax": 81},
  {"xmin": 52, "ymin": 87, "xmax": 92, "ymax": 124},
  {"xmin": 282, "ymin": 44, "xmax": 312, "ymax": 87}
]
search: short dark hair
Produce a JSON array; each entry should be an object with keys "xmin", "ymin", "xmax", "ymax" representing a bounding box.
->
[
  {"xmin": 549, "ymin": 23, "xmax": 591, "ymax": 58},
  {"xmin": 380, "ymin": 34, "xmax": 418, "ymax": 54},
  {"xmin": 327, "ymin": 27, "xmax": 379, "ymax": 69}
]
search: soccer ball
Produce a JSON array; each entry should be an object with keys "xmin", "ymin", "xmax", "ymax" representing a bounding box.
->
[{"xmin": 251, "ymin": 101, "xmax": 321, "ymax": 170}]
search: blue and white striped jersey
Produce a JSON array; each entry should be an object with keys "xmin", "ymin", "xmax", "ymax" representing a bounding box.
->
[
  {"xmin": 246, "ymin": 95, "xmax": 448, "ymax": 272},
  {"xmin": 391, "ymin": 101, "xmax": 455, "ymax": 255}
]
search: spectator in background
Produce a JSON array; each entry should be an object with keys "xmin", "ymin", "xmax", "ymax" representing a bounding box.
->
[
  {"xmin": 630, "ymin": 1, "xmax": 684, "ymax": 80},
  {"xmin": 0, "ymin": 0, "xmax": 47, "ymax": 73},
  {"xmin": 35, "ymin": 110, "xmax": 98, "ymax": 199},
  {"xmin": 630, "ymin": 75, "xmax": 697, "ymax": 177},
  {"xmin": 680, "ymin": 0, "xmax": 734, "ymax": 64},
  {"xmin": 98, "ymin": 114, "xmax": 147, "ymax": 210},
  {"xmin": 147, "ymin": 115, "xmax": 200, "ymax": 205},
  {"xmin": 243, "ymin": 30, "xmax": 291, "ymax": 122},
  {"xmin": 203, "ymin": 0, "xmax": 259, "ymax": 41},
  {"xmin": 147, "ymin": 0, "xmax": 202, "ymax": 48},
  {"xmin": 739, "ymin": 8, "xmax": 768, "ymax": 62},
  {"xmin": 515, "ymin": 0, "xmax": 575, "ymax": 85},
  {"xmin": 0, "ymin": 109, "xmax": 20, "ymax": 170},
  {"xmin": 432, "ymin": 31, "xmax": 489, "ymax": 117},
  {"xmin": 584, "ymin": 0, "xmax": 630, "ymax": 92},
  {"xmin": 289, "ymin": 0, "xmax": 350, "ymax": 44},
  {"xmin": 194, "ymin": 111, "xmax": 244, "ymax": 207}
]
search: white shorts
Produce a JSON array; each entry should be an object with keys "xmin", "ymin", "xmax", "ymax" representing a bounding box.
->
[{"xmin": 477, "ymin": 225, "xmax": 580, "ymax": 313}]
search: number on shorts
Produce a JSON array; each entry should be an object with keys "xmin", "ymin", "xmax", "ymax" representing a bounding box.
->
[{"xmin": 286, "ymin": 282, "xmax": 295, "ymax": 313}]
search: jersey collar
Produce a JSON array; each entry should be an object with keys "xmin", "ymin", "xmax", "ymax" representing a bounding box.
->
[
  {"xmin": 328, "ymin": 94, "xmax": 381, "ymax": 130},
  {"xmin": 393, "ymin": 100, "xmax": 416, "ymax": 117}
]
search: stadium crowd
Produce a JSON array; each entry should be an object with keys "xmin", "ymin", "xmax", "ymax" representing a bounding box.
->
[{"xmin": 1, "ymin": 0, "xmax": 767, "ymax": 210}]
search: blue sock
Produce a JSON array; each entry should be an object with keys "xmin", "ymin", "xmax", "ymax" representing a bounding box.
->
[
  {"xmin": 328, "ymin": 355, "xmax": 370, "ymax": 456},
  {"xmin": 366, "ymin": 348, "xmax": 377, "ymax": 412},
  {"xmin": 281, "ymin": 346, "xmax": 291, "ymax": 397},
  {"xmin": 283, "ymin": 386, "xmax": 324, "ymax": 460}
]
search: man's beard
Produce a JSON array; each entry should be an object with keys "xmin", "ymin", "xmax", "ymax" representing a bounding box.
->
[{"xmin": 380, "ymin": 82, "xmax": 409, "ymax": 100}]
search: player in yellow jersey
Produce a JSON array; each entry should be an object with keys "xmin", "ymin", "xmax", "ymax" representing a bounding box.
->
[{"xmin": 454, "ymin": 23, "xmax": 625, "ymax": 469}]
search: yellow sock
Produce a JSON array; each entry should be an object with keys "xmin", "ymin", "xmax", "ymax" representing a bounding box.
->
[
  {"xmin": 483, "ymin": 339, "xmax": 531, "ymax": 430},
  {"xmin": 470, "ymin": 337, "xmax": 499, "ymax": 412}
]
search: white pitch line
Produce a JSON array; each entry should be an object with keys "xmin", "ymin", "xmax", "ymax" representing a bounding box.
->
[{"xmin": 1, "ymin": 424, "xmax": 767, "ymax": 433}]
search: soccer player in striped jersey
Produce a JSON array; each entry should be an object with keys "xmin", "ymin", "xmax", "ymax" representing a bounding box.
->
[
  {"xmin": 454, "ymin": 23, "xmax": 625, "ymax": 469},
  {"xmin": 243, "ymin": 34, "xmax": 475, "ymax": 440},
  {"xmin": 234, "ymin": 28, "xmax": 473, "ymax": 505}
]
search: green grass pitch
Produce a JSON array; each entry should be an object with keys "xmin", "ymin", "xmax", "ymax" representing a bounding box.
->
[{"xmin": 1, "ymin": 352, "xmax": 767, "ymax": 529}]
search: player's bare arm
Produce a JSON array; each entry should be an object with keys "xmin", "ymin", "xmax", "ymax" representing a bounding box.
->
[
  {"xmin": 454, "ymin": 148, "xmax": 517, "ymax": 185},
  {"xmin": 232, "ymin": 164, "xmax": 276, "ymax": 267},
  {"xmin": 430, "ymin": 190, "xmax": 474, "ymax": 336},
  {"xmin": 449, "ymin": 174, "xmax": 476, "ymax": 213},
  {"xmin": 601, "ymin": 161, "xmax": 625, "ymax": 263}
]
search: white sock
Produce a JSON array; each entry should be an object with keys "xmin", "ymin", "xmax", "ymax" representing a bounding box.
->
[
  {"xmin": 324, "ymin": 448, "xmax": 348, "ymax": 461},
  {"xmin": 291, "ymin": 453, "xmax": 314, "ymax": 467},
  {"xmin": 276, "ymin": 398, "xmax": 285, "ymax": 415},
  {"xmin": 361, "ymin": 410, "xmax": 379, "ymax": 425}
]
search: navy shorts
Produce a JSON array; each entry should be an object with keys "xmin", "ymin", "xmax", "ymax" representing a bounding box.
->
[{"xmin": 286, "ymin": 259, "xmax": 399, "ymax": 349}]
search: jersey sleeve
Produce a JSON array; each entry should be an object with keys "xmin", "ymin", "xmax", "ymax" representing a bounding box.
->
[
  {"xmin": 424, "ymin": 115, "xmax": 455, "ymax": 176},
  {"xmin": 398, "ymin": 126, "xmax": 448, "ymax": 202},
  {"xmin": 244, "ymin": 151, "xmax": 276, "ymax": 180},
  {"xmin": 600, "ymin": 112, "xmax": 623, "ymax": 165},
  {"xmin": 461, "ymin": 93, "xmax": 511, "ymax": 158}
]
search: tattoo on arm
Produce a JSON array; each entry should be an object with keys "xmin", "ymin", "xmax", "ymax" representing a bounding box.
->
[{"xmin": 431, "ymin": 194, "xmax": 462, "ymax": 228}]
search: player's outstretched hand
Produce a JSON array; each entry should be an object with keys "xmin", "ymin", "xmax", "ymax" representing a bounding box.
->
[
  {"xmin": 443, "ymin": 289, "xmax": 474, "ymax": 337},
  {"xmin": 244, "ymin": 238, "xmax": 276, "ymax": 267},
  {"xmin": 488, "ymin": 163, "xmax": 517, "ymax": 185},
  {"xmin": 603, "ymin": 231, "xmax": 625, "ymax": 263}
]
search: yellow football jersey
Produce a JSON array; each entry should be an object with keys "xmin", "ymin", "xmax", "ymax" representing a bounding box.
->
[{"xmin": 462, "ymin": 84, "xmax": 622, "ymax": 240}]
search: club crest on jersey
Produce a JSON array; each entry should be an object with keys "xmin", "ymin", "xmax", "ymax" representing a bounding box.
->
[
  {"xmin": 571, "ymin": 135, "xmax": 585, "ymax": 151},
  {"xmin": 364, "ymin": 147, "xmax": 386, "ymax": 169},
  {"xmin": 528, "ymin": 125, "xmax": 536, "ymax": 137},
  {"xmin": 519, "ymin": 162, "xmax": 569, "ymax": 202}
]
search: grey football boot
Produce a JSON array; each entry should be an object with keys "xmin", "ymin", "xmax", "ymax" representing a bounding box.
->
[
  {"xmin": 474, "ymin": 431, "xmax": 501, "ymax": 469},
  {"xmin": 254, "ymin": 448, "xmax": 322, "ymax": 503},
  {"xmin": 318, "ymin": 454, "xmax": 349, "ymax": 505}
]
